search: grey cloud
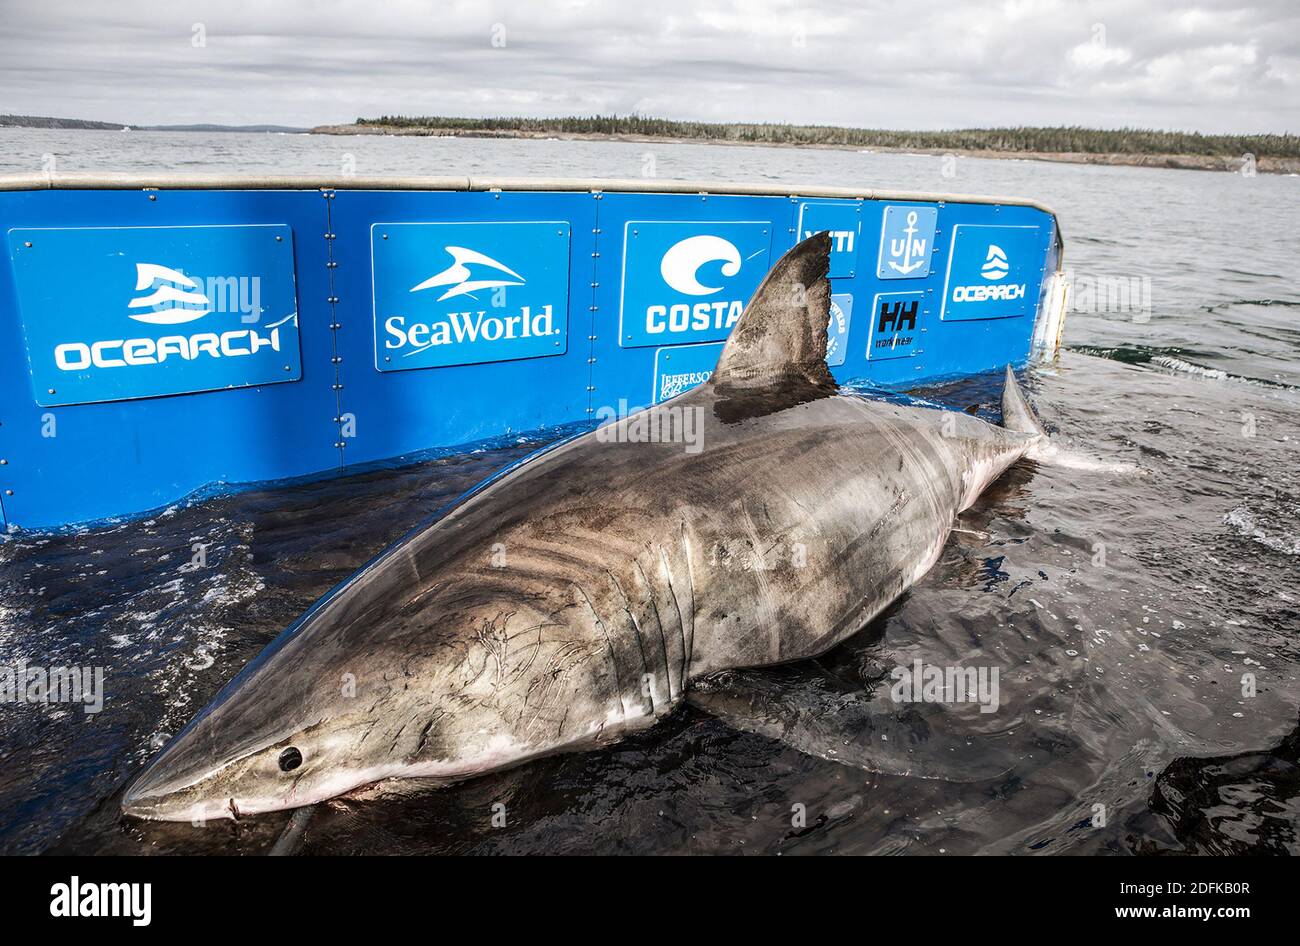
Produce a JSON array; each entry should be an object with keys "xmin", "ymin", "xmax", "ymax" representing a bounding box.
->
[{"xmin": 0, "ymin": 0, "xmax": 1294, "ymax": 132}]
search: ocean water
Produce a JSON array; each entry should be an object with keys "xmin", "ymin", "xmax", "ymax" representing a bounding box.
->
[{"xmin": 1, "ymin": 130, "xmax": 1298, "ymax": 854}]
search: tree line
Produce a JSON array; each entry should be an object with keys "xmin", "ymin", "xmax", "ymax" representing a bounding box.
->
[{"xmin": 356, "ymin": 115, "xmax": 1300, "ymax": 158}]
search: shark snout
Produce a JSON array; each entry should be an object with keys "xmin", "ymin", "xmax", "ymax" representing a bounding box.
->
[
  {"xmin": 121, "ymin": 745, "xmax": 220, "ymax": 822},
  {"xmin": 120, "ymin": 717, "xmax": 250, "ymax": 822}
]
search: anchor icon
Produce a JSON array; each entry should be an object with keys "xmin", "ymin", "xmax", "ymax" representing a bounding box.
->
[{"xmin": 888, "ymin": 211, "xmax": 927, "ymax": 275}]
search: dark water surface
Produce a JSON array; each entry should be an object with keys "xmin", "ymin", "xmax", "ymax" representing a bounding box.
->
[{"xmin": 1, "ymin": 132, "xmax": 1298, "ymax": 854}]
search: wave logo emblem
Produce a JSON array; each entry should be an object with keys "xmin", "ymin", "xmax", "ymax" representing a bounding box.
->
[
  {"xmin": 410, "ymin": 246, "xmax": 525, "ymax": 301},
  {"xmin": 660, "ymin": 235, "xmax": 742, "ymax": 296},
  {"xmin": 128, "ymin": 263, "xmax": 212, "ymax": 324},
  {"xmin": 980, "ymin": 244, "xmax": 1010, "ymax": 281}
]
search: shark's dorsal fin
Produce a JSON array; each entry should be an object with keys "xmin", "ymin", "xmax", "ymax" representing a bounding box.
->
[{"xmin": 706, "ymin": 231, "xmax": 837, "ymax": 422}]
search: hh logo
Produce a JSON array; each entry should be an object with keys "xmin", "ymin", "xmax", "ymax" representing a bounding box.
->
[
  {"xmin": 877, "ymin": 206, "xmax": 938, "ymax": 280},
  {"xmin": 620, "ymin": 221, "xmax": 771, "ymax": 348},
  {"xmin": 372, "ymin": 222, "xmax": 571, "ymax": 372},
  {"xmin": 867, "ymin": 291, "xmax": 924, "ymax": 360},
  {"xmin": 941, "ymin": 224, "xmax": 1041, "ymax": 321},
  {"xmin": 9, "ymin": 224, "xmax": 302, "ymax": 407}
]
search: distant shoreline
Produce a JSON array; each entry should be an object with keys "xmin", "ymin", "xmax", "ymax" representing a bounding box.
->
[
  {"xmin": 5, "ymin": 113, "xmax": 1295, "ymax": 175},
  {"xmin": 311, "ymin": 123, "xmax": 1300, "ymax": 175}
]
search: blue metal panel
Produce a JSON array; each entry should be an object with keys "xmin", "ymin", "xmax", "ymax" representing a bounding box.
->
[
  {"xmin": 796, "ymin": 201, "xmax": 862, "ymax": 278},
  {"xmin": 591, "ymin": 192, "xmax": 794, "ymax": 413},
  {"xmin": 8, "ymin": 224, "xmax": 301, "ymax": 406},
  {"xmin": 618, "ymin": 219, "xmax": 774, "ymax": 348},
  {"xmin": 651, "ymin": 342, "xmax": 725, "ymax": 405},
  {"xmin": 877, "ymin": 205, "xmax": 939, "ymax": 279},
  {"xmin": 326, "ymin": 190, "xmax": 598, "ymax": 467},
  {"xmin": 0, "ymin": 188, "xmax": 336, "ymax": 529},
  {"xmin": 594, "ymin": 193, "xmax": 1055, "ymax": 401},
  {"xmin": 0, "ymin": 186, "xmax": 1058, "ymax": 530},
  {"xmin": 938, "ymin": 222, "xmax": 1048, "ymax": 321},
  {"xmin": 371, "ymin": 220, "xmax": 571, "ymax": 371},
  {"xmin": 827, "ymin": 293, "xmax": 853, "ymax": 367},
  {"xmin": 827, "ymin": 199, "xmax": 1055, "ymax": 387}
]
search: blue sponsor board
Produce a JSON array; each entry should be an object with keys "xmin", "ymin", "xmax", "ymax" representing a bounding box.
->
[
  {"xmin": 0, "ymin": 184, "xmax": 1060, "ymax": 531},
  {"xmin": 940, "ymin": 224, "xmax": 1043, "ymax": 321},
  {"xmin": 867, "ymin": 290, "xmax": 925, "ymax": 360},
  {"xmin": 877, "ymin": 205, "xmax": 938, "ymax": 280},
  {"xmin": 619, "ymin": 221, "xmax": 772, "ymax": 348},
  {"xmin": 372, "ymin": 221, "xmax": 570, "ymax": 370},
  {"xmin": 827, "ymin": 293, "xmax": 853, "ymax": 367},
  {"xmin": 7, "ymin": 224, "xmax": 300, "ymax": 407},
  {"xmin": 796, "ymin": 202, "xmax": 861, "ymax": 278},
  {"xmin": 652, "ymin": 342, "xmax": 725, "ymax": 404}
]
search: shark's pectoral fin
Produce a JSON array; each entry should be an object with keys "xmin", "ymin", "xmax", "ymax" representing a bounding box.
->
[
  {"xmin": 705, "ymin": 232, "xmax": 839, "ymax": 423},
  {"xmin": 687, "ymin": 667, "xmax": 1017, "ymax": 784}
]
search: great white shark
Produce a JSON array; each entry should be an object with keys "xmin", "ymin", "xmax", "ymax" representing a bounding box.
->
[{"xmin": 123, "ymin": 232, "xmax": 1051, "ymax": 821}]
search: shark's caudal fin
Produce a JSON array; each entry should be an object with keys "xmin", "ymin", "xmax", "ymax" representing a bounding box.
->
[
  {"xmin": 1000, "ymin": 365, "xmax": 1048, "ymax": 439},
  {"xmin": 1000, "ymin": 365, "xmax": 1142, "ymax": 473},
  {"xmin": 706, "ymin": 231, "xmax": 838, "ymax": 421}
]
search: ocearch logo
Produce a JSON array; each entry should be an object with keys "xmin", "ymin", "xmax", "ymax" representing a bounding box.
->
[
  {"xmin": 127, "ymin": 263, "xmax": 212, "ymax": 324},
  {"xmin": 980, "ymin": 245, "xmax": 1010, "ymax": 281},
  {"xmin": 52, "ymin": 261, "xmax": 284, "ymax": 372},
  {"xmin": 952, "ymin": 243, "xmax": 1026, "ymax": 304}
]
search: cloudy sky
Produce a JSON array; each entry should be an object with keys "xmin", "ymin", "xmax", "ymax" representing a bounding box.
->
[{"xmin": 1, "ymin": 0, "xmax": 1296, "ymax": 133}]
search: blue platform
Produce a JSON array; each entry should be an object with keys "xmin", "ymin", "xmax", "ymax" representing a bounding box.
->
[{"xmin": 0, "ymin": 176, "xmax": 1064, "ymax": 530}]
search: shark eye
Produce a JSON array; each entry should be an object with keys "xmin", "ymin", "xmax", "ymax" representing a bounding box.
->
[{"xmin": 278, "ymin": 747, "xmax": 303, "ymax": 772}]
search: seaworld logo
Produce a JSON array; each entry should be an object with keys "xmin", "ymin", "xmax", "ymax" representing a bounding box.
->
[
  {"xmin": 410, "ymin": 246, "xmax": 525, "ymax": 302},
  {"xmin": 384, "ymin": 307, "xmax": 558, "ymax": 355},
  {"xmin": 386, "ymin": 245, "xmax": 561, "ymax": 357}
]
